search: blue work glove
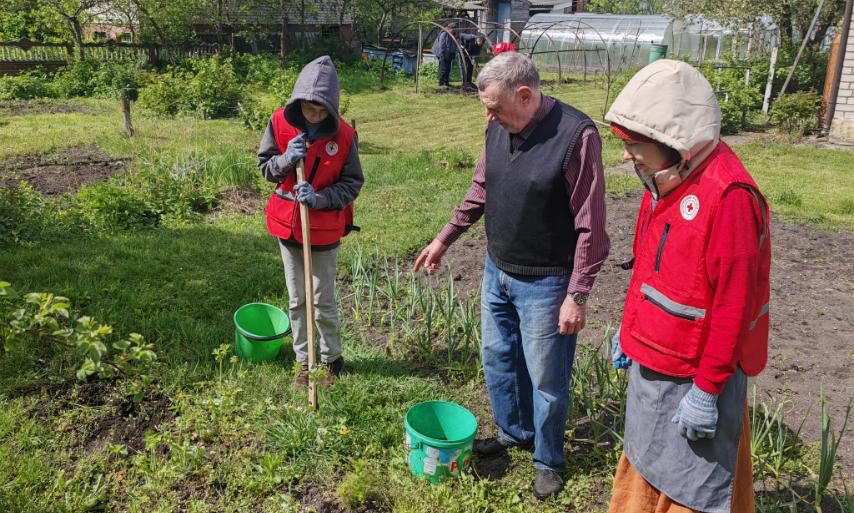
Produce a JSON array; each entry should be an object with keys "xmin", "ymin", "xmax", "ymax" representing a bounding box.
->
[
  {"xmin": 611, "ymin": 329, "xmax": 631, "ymax": 369},
  {"xmin": 671, "ymin": 384, "xmax": 719, "ymax": 441},
  {"xmin": 293, "ymin": 181, "xmax": 318, "ymax": 208},
  {"xmin": 279, "ymin": 133, "xmax": 307, "ymax": 169}
]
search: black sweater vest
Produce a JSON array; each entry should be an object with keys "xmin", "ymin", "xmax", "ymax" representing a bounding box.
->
[{"xmin": 485, "ymin": 100, "xmax": 593, "ymax": 276}]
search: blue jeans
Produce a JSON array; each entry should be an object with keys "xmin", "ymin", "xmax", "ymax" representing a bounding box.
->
[{"xmin": 480, "ymin": 254, "xmax": 577, "ymax": 472}]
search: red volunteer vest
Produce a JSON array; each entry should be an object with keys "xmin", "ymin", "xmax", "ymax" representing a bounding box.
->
[
  {"xmin": 619, "ymin": 142, "xmax": 771, "ymax": 378},
  {"xmin": 264, "ymin": 108, "xmax": 356, "ymax": 246}
]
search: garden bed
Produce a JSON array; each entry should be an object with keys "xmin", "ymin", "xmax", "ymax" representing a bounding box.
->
[
  {"xmin": 0, "ymin": 100, "xmax": 89, "ymax": 116},
  {"xmin": 0, "ymin": 145, "xmax": 128, "ymax": 196},
  {"xmin": 440, "ymin": 188, "xmax": 854, "ymax": 477}
]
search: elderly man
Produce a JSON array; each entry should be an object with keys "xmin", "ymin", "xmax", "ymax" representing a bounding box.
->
[
  {"xmin": 413, "ymin": 52, "xmax": 609, "ymax": 499},
  {"xmin": 606, "ymin": 60, "xmax": 769, "ymax": 513}
]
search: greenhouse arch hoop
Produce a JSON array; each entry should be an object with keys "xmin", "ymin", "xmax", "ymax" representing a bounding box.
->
[
  {"xmin": 524, "ymin": 19, "xmax": 613, "ymax": 87},
  {"xmin": 379, "ymin": 18, "xmax": 521, "ymax": 91}
]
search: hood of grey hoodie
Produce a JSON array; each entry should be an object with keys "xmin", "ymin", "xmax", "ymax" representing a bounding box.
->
[{"xmin": 284, "ymin": 55, "xmax": 340, "ymax": 140}]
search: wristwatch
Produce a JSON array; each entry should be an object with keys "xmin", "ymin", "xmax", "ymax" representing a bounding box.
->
[{"xmin": 570, "ymin": 292, "xmax": 589, "ymax": 305}]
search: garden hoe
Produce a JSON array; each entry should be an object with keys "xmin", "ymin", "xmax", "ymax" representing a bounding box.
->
[{"xmin": 296, "ymin": 159, "xmax": 318, "ymax": 411}]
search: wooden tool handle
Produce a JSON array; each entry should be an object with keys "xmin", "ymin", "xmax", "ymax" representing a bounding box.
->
[{"xmin": 296, "ymin": 159, "xmax": 317, "ymax": 410}]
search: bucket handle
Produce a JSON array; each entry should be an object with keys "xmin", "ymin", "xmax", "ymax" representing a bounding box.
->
[{"xmin": 237, "ymin": 326, "xmax": 292, "ymax": 342}]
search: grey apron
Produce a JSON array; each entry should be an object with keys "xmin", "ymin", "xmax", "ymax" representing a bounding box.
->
[{"xmin": 624, "ymin": 363, "xmax": 747, "ymax": 513}]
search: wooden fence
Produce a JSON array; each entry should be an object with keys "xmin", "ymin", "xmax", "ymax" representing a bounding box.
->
[{"xmin": 0, "ymin": 39, "xmax": 223, "ymax": 75}]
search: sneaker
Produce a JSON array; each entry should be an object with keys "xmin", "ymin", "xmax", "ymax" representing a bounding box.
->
[
  {"xmin": 318, "ymin": 357, "xmax": 344, "ymax": 386},
  {"xmin": 292, "ymin": 363, "xmax": 309, "ymax": 387},
  {"xmin": 533, "ymin": 469, "xmax": 564, "ymax": 500}
]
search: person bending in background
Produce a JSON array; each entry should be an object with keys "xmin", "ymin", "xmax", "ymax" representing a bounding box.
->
[{"xmin": 460, "ymin": 34, "xmax": 485, "ymax": 88}]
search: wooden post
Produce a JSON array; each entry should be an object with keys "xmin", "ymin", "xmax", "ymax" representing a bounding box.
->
[
  {"xmin": 121, "ymin": 95, "xmax": 134, "ymax": 137},
  {"xmin": 296, "ymin": 160, "xmax": 318, "ymax": 410},
  {"xmin": 762, "ymin": 41, "xmax": 778, "ymax": 114},
  {"xmin": 416, "ymin": 24, "xmax": 423, "ymax": 93}
]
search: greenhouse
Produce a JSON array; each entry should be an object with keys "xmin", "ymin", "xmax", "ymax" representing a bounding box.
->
[{"xmin": 521, "ymin": 13, "xmax": 778, "ymax": 76}]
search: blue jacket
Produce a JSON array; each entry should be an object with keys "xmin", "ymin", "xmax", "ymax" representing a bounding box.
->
[{"xmin": 432, "ymin": 30, "xmax": 455, "ymax": 60}]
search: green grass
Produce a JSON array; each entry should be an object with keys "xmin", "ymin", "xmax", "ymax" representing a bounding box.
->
[
  {"xmin": 731, "ymin": 140, "xmax": 854, "ymax": 230},
  {"xmin": 1, "ymin": 79, "xmax": 852, "ymax": 512}
]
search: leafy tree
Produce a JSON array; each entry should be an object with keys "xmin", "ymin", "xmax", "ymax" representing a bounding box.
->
[
  {"xmin": 0, "ymin": 0, "xmax": 65, "ymax": 41},
  {"xmin": 110, "ymin": 0, "xmax": 203, "ymax": 44},
  {"xmin": 44, "ymin": 0, "xmax": 113, "ymax": 58},
  {"xmin": 586, "ymin": 0, "xmax": 665, "ymax": 15},
  {"xmin": 667, "ymin": 0, "xmax": 846, "ymax": 50},
  {"xmin": 353, "ymin": 0, "xmax": 440, "ymax": 45}
]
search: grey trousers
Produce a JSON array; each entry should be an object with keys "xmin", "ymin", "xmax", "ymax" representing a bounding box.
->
[{"xmin": 278, "ymin": 240, "xmax": 341, "ymax": 364}]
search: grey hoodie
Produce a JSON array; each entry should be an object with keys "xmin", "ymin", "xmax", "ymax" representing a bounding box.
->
[{"xmin": 257, "ymin": 55, "xmax": 364, "ymax": 212}]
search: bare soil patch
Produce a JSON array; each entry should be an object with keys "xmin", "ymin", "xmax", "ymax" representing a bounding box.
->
[
  {"xmin": 216, "ymin": 185, "xmax": 265, "ymax": 215},
  {"xmin": 0, "ymin": 145, "xmax": 128, "ymax": 196},
  {"xmin": 438, "ymin": 188, "xmax": 854, "ymax": 476},
  {"xmin": 29, "ymin": 380, "xmax": 174, "ymax": 455},
  {"xmin": 0, "ymin": 100, "xmax": 88, "ymax": 116},
  {"xmin": 797, "ymin": 135, "xmax": 854, "ymax": 152}
]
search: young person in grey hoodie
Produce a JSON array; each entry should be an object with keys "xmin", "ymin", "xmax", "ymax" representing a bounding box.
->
[{"xmin": 257, "ymin": 55, "xmax": 364, "ymax": 386}]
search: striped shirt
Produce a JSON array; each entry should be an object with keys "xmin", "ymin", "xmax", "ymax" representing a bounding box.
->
[{"xmin": 436, "ymin": 95, "xmax": 610, "ymax": 295}]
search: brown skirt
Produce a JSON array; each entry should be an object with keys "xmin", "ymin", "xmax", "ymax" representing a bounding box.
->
[{"xmin": 608, "ymin": 406, "xmax": 755, "ymax": 513}]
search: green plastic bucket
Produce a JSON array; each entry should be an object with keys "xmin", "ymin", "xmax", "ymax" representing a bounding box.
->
[
  {"xmin": 404, "ymin": 401, "xmax": 477, "ymax": 483},
  {"xmin": 233, "ymin": 303, "xmax": 291, "ymax": 362},
  {"xmin": 649, "ymin": 43, "xmax": 668, "ymax": 63}
]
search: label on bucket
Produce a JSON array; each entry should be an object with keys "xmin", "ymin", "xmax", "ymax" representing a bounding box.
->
[
  {"xmin": 423, "ymin": 457, "xmax": 437, "ymax": 475},
  {"xmin": 425, "ymin": 446, "xmax": 439, "ymax": 458},
  {"xmin": 439, "ymin": 448, "xmax": 460, "ymax": 464},
  {"xmin": 405, "ymin": 432, "xmax": 411, "ymax": 448}
]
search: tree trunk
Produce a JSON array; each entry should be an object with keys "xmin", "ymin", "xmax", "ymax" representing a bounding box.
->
[
  {"xmin": 779, "ymin": 3, "xmax": 794, "ymax": 44},
  {"xmin": 132, "ymin": 0, "xmax": 168, "ymax": 45},
  {"xmin": 377, "ymin": 11, "xmax": 388, "ymax": 46},
  {"xmin": 301, "ymin": 0, "xmax": 306, "ymax": 51},
  {"xmin": 280, "ymin": 0, "xmax": 288, "ymax": 64},
  {"xmin": 66, "ymin": 18, "xmax": 86, "ymax": 60}
]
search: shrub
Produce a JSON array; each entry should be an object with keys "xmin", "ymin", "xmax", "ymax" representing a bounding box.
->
[
  {"xmin": 92, "ymin": 60, "xmax": 144, "ymax": 101},
  {"xmin": 772, "ymin": 91, "xmax": 820, "ymax": 134},
  {"xmin": 184, "ymin": 55, "xmax": 244, "ymax": 118},
  {"xmin": 0, "ymin": 179, "xmax": 49, "ymax": 245},
  {"xmin": 134, "ymin": 157, "xmax": 220, "ymax": 218},
  {"xmin": 137, "ymin": 70, "xmax": 189, "ymax": 116},
  {"xmin": 0, "ymin": 68, "xmax": 56, "ymax": 100},
  {"xmin": 52, "ymin": 60, "xmax": 99, "ymax": 98},
  {"xmin": 233, "ymin": 53, "xmax": 282, "ymax": 85},
  {"xmin": 271, "ymin": 67, "xmax": 300, "ymax": 103},
  {"xmin": 239, "ymin": 97, "xmax": 281, "ymax": 130},
  {"xmin": 0, "ymin": 281, "xmax": 157, "ymax": 381},
  {"xmin": 701, "ymin": 65, "xmax": 762, "ymax": 135},
  {"xmin": 77, "ymin": 181, "xmax": 161, "ymax": 231},
  {"xmin": 138, "ymin": 56, "xmax": 245, "ymax": 118}
]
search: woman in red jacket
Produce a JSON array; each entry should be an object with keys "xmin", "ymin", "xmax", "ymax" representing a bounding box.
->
[{"xmin": 605, "ymin": 59, "xmax": 770, "ymax": 513}]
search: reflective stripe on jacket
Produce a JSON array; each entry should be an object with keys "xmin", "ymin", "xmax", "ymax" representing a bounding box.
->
[
  {"xmin": 264, "ymin": 107, "xmax": 356, "ymax": 246},
  {"xmin": 619, "ymin": 142, "xmax": 771, "ymax": 378}
]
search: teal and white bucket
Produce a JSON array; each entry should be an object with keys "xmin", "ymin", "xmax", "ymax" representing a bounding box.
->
[{"xmin": 404, "ymin": 401, "xmax": 478, "ymax": 483}]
